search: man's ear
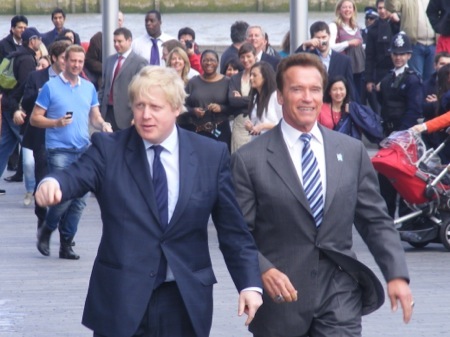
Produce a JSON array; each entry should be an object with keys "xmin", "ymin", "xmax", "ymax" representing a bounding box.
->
[{"xmin": 277, "ymin": 89, "xmax": 284, "ymax": 106}]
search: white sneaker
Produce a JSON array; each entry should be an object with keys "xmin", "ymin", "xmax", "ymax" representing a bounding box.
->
[{"xmin": 24, "ymin": 192, "xmax": 34, "ymax": 206}]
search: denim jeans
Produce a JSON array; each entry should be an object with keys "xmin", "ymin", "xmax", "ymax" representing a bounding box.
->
[
  {"xmin": 45, "ymin": 147, "xmax": 88, "ymax": 240},
  {"xmin": 0, "ymin": 112, "xmax": 21, "ymax": 176},
  {"xmin": 408, "ymin": 43, "xmax": 436, "ymax": 82},
  {"xmin": 22, "ymin": 147, "xmax": 35, "ymax": 193}
]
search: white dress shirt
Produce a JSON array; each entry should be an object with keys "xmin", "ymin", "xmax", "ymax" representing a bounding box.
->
[
  {"xmin": 280, "ymin": 119, "xmax": 327, "ymax": 202},
  {"xmin": 132, "ymin": 31, "xmax": 173, "ymax": 66}
]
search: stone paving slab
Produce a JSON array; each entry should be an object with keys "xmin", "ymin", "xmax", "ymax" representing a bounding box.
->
[{"xmin": 1, "ymin": 168, "xmax": 450, "ymax": 336}]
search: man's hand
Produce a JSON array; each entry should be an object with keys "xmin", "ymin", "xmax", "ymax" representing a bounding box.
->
[
  {"xmin": 13, "ymin": 110, "xmax": 26, "ymax": 125},
  {"xmin": 238, "ymin": 290, "xmax": 263, "ymax": 326},
  {"xmin": 366, "ymin": 82, "xmax": 375, "ymax": 93},
  {"xmin": 426, "ymin": 94, "xmax": 437, "ymax": 103},
  {"xmin": 101, "ymin": 122, "xmax": 113, "ymax": 133},
  {"xmin": 387, "ymin": 278, "xmax": 414, "ymax": 323},
  {"xmin": 57, "ymin": 115, "xmax": 73, "ymax": 127},
  {"xmin": 35, "ymin": 180, "xmax": 62, "ymax": 207},
  {"xmin": 262, "ymin": 268, "xmax": 298, "ymax": 303}
]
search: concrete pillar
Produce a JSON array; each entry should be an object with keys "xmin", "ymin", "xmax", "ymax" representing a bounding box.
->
[
  {"xmin": 258, "ymin": 0, "xmax": 263, "ymax": 12},
  {"xmin": 15, "ymin": 0, "xmax": 21, "ymax": 14},
  {"xmin": 290, "ymin": 0, "xmax": 308, "ymax": 54},
  {"xmin": 102, "ymin": 0, "xmax": 119, "ymax": 63}
]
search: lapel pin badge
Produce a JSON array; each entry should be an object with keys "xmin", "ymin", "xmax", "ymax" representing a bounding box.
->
[{"xmin": 337, "ymin": 153, "xmax": 343, "ymax": 161}]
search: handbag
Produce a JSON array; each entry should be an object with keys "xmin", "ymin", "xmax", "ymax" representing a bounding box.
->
[{"xmin": 177, "ymin": 111, "xmax": 229, "ymax": 134}]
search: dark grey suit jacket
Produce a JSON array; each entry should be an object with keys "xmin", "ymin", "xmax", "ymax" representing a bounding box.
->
[
  {"xmin": 231, "ymin": 122, "xmax": 409, "ymax": 336},
  {"xmin": 98, "ymin": 51, "xmax": 148, "ymax": 129}
]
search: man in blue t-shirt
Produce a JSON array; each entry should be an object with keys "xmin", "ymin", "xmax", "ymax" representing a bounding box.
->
[{"xmin": 31, "ymin": 44, "xmax": 112, "ymax": 260}]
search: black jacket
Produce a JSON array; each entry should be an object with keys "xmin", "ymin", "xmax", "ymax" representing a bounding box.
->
[
  {"xmin": 21, "ymin": 67, "xmax": 50, "ymax": 148},
  {"xmin": 365, "ymin": 18, "xmax": 400, "ymax": 84},
  {"xmin": 427, "ymin": 0, "xmax": 450, "ymax": 36},
  {"xmin": 1, "ymin": 45, "xmax": 37, "ymax": 113},
  {"xmin": 0, "ymin": 33, "xmax": 20, "ymax": 62}
]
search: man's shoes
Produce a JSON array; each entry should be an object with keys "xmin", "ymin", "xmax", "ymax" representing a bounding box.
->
[
  {"xmin": 7, "ymin": 164, "xmax": 17, "ymax": 172},
  {"xmin": 0, "ymin": 189, "xmax": 5, "ymax": 195},
  {"xmin": 4, "ymin": 174, "xmax": 23, "ymax": 182},
  {"xmin": 59, "ymin": 237, "xmax": 80, "ymax": 260},
  {"xmin": 36, "ymin": 225, "xmax": 53, "ymax": 256},
  {"xmin": 24, "ymin": 192, "xmax": 34, "ymax": 206}
]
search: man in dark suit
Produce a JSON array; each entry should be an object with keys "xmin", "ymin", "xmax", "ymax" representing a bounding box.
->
[
  {"xmin": 231, "ymin": 53, "xmax": 413, "ymax": 337},
  {"xmin": 35, "ymin": 66, "xmax": 263, "ymax": 337},
  {"xmin": 98, "ymin": 27, "xmax": 148, "ymax": 131},
  {"xmin": 220, "ymin": 20, "xmax": 249, "ymax": 74},
  {"xmin": 246, "ymin": 26, "xmax": 280, "ymax": 71},
  {"xmin": 296, "ymin": 21, "xmax": 357, "ymax": 102}
]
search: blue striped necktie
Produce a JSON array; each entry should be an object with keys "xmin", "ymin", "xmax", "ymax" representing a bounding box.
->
[{"xmin": 300, "ymin": 134, "xmax": 324, "ymax": 227}]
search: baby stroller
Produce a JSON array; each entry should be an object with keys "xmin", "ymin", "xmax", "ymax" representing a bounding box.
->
[{"xmin": 372, "ymin": 130, "xmax": 450, "ymax": 250}]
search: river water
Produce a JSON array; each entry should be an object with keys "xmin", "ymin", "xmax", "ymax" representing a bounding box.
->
[{"xmin": 0, "ymin": 12, "xmax": 364, "ymax": 47}]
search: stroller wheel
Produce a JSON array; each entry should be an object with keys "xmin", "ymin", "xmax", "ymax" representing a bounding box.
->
[
  {"xmin": 440, "ymin": 220, "xmax": 450, "ymax": 251},
  {"xmin": 408, "ymin": 241, "xmax": 429, "ymax": 249}
]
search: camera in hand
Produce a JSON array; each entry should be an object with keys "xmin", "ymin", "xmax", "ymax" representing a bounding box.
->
[
  {"xmin": 185, "ymin": 40, "xmax": 193, "ymax": 49},
  {"xmin": 65, "ymin": 111, "xmax": 73, "ymax": 119}
]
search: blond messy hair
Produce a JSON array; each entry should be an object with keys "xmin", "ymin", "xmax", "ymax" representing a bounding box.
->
[{"xmin": 128, "ymin": 66, "xmax": 187, "ymax": 111}]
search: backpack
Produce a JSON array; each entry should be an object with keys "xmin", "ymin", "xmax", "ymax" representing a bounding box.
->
[{"xmin": 0, "ymin": 56, "xmax": 17, "ymax": 90}]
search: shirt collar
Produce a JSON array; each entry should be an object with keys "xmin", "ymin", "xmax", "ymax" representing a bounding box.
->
[
  {"xmin": 48, "ymin": 66, "xmax": 58, "ymax": 77},
  {"xmin": 143, "ymin": 125, "xmax": 178, "ymax": 154},
  {"xmin": 394, "ymin": 65, "xmax": 408, "ymax": 76},
  {"xmin": 119, "ymin": 48, "xmax": 132, "ymax": 59},
  {"xmin": 281, "ymin": 119, "xmax": 323, "ymax": 149},
  {"xmin": 59, "ymin": 72, "xmax": 81, "ymax": 86}
]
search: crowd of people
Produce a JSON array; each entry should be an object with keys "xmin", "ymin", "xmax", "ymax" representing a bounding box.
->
[{"xmin": 7, "ymin": 0, "xmax": 450, "ymax": 335}]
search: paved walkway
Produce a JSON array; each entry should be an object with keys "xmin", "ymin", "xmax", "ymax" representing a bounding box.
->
[{"xmin": 1, "ymin": 167, "xmax": 449, "ymax": 337}]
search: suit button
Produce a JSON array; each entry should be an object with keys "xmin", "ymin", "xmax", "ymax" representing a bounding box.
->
[
  {"xmin": 150, "ymin": 271, "xmax": 155, "ymax": 277},
  {"xmin": 310, "ymin": 270, "xmax": 317, "ymax": 278}
]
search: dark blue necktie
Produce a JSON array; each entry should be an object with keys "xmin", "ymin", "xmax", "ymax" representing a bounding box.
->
[
  {"xmin": 152, "ymin": 145, "xmax": 168, "ymax": 227},
  {"xmin": 150, "ymin": 38, "xmax": 160, "ymax": 65},
  {"xmin": 151, "ymin": 145, "xmax": 168, "ymax": 288},
  {"xmin": 300, "ymin": 134, "xmax": 324, "ymax": 227}
]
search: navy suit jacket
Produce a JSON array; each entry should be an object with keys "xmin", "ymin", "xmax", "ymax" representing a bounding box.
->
[
  {"xmin": 50, "ymin": 127, "xmax": 262, "ymax": 337},
  {"xmin": 295, "ymin": 46, "xmax": 356, "ymax": 101},
  {"xmin": 261, "ymin": 52, "xmax": 280, "ymax": 71}
]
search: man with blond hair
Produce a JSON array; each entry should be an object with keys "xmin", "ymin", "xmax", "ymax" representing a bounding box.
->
[{"xmin": 35, "ymin": 66, "xmax": 262, "ymax": 337}]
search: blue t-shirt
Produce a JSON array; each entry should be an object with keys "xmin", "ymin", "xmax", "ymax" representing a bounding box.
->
[{"xmin": 36, "ymin": 74, "xmax": 99, "ymax": 149}]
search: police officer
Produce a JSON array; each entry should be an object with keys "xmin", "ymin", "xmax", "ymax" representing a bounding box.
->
[
  {"xmin": 379, "ymin": 32, "xmax": 423, "ymax": 136},
  {"xmin": 378, "ymin": 31, "xmax": 423, "ymax": 218}
]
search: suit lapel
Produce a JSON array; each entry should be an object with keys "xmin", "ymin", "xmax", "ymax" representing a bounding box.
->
[
  {"xmin": 267, "ymin": 125, "xmax": 311, "ymax": 213},
  {"xmin": 321, "ymin": 126, "xmax": 344, "ymax": 215},
  {"xmin": 124, "ymin": 128, "xmax": 160, "ymax": 224},
  {"xmin": 168, "ymin": 128, "xmax": 197, "ymax": 228}
]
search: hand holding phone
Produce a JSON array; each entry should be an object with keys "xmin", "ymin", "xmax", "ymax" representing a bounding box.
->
[{"xmin": 65, "ymin": 111, "xmax": 73, "ymax": 119}]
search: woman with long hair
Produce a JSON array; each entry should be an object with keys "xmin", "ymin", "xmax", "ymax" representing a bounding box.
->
[
  {"xmin": 319, "ymin": 76, "xmax": 352, "ymax": 130},
  {"xmin": 228, "ymin": 42, "xmax": 257, "ymax": 152},
  {"xmin": 329, "ymin": 0, "xmax": 365, "ymax": 102},
  {"xmin": 244, "ymin": 62, "xmax": 282, "ymax": 137},
  {"xmin": 319, "ymin": 75, "xmax": 382, "ymax": 142},
  {"xmin": 166, "ymin": 47, "xmax": 191, "ymax": 85}
]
